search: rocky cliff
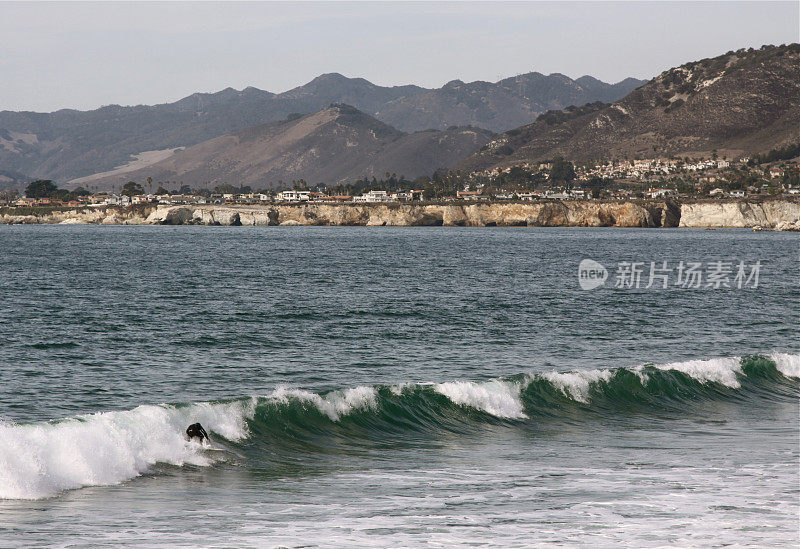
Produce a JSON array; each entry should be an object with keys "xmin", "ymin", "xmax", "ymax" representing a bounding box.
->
[
  {"xmin": 142, "ymin": 200, "xmax": 678, "ymax": 228},
  {"xmin": 678, "ymin": 200, "xmax": 800, "ymax": 229},
  {"xmin": 2, "ymin": 199, "xmax": 798, "ymax": 229},
  {"xmin": 0, "ymin": 207, "xmax": 153, "ymax": 225}
]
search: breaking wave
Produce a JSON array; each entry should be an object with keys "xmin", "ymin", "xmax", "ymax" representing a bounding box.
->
[
  {"xmin": 0, "ymin": 399, "xmax": 254, "ymax": 500},
  {"xmin": 0, "ymin": 353, "xmax": 796, "ymax": 500}
]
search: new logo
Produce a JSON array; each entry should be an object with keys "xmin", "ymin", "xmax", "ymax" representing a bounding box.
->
[{"xmin": 578, "ymin": 259, "xmax": 607, "ymax": 290}]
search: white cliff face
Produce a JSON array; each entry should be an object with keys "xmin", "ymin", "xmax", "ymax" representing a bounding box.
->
[
  {"xmin": 1, "ymin": 207, "xmax": 150, "ymax": 225},
  {"xmin": 679, "ymin": 201, "xmax": 800, "ymax": 228},
  {"xmin": 2, "ymin": 200, "xmax": 798, "ymax": 228},
  {"xmin": 140, "ymin": 202, "xmax": 674, "ymax": 228}
]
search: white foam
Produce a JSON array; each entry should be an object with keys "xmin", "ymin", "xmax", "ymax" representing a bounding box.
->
[
  {"xmin": 542, "ymin": 369, "xmax": 614, "ymax": 403},
  {"xmin": 630, "ymin": 365, "xmax": 649, "ymax": 384},
  {"xmin": 0, "ymin": 399, "xmax": 254, "ymax": 500},
  {"xmin": 271, "ymin": 386, "xmax": 378, "ymax": 422},
  {"xmin": 770, "ymin": 353, "xmax": 800, "ymax": 378},
  {"xmin": 656, "ymin": 357, "xmax": 743, "ymax": 388},
  {"xmin": 389, "ymin": 382, "xmax": 418, "ymax": 396},
  {"xmin": 434, "ymin": 380, "xmax": 527, "ymax": 419}
]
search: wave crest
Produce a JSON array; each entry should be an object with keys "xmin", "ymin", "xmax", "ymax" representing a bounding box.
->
[
  {"xmin": 655, "ymin": 357, "xmax": 743, "ymax": 388},
  {"xmin": 541, "ymin": 369, "xmax": 614, "ymax": 402},
  {"xmin": 433, "ymin": 380, "xmax": 527, "ymax": 419},
  {"xmin": 770, "ymin": 352, "xmax": 800, "ymax": 378},
  {"xmin": 1, "ymin": 353, "xmax": 796, "ymax": 500},
  {"xmin": 271, "ymin": 386, "xmax": 378, "ymax": 421}
]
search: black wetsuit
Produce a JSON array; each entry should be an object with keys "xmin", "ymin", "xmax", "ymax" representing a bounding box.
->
[{"xmin": 186, "ymin": 423, "xmax": 209, "ymax": 442}]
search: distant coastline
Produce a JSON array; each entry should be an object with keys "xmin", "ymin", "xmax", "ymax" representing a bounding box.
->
[{"xmin": 2, "ymin": 198, "xmax": 799, "ymax": 230}]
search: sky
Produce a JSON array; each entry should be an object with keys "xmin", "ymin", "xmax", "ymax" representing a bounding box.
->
[{"xmin": 1, "ymin": 1, "xmax": 798, "ymax": 112}]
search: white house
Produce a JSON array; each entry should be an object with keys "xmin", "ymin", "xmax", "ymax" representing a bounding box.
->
[
  {"xmin": 131, "ymin": 195, "xmax": 153, "ymax": 204},
  {"xmin": 568, "ymin": 189, "xmax": 587, "ymax": 199},
  {"xmin": 353, "ymin": 190, "xmax": 395, "ymax": 203},
  {"xmin": 105, "ymin": 194, "xmax": 130, "ymax": 206},
  {"xmin": 769, "ymin": 168, "xmax": 785, "ymax": 179},
  {"xmin": 276, "ymin": 190, "xmax": 312, "ymax": 202},
  {"xmin": 645, "ymin": 188, "xmax": 677, "ymax": 198}
]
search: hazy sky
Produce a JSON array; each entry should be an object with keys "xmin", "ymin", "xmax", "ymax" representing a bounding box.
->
[{"xmin": 1, "ymin": 1, "xmax": 798, "ymax": 112}]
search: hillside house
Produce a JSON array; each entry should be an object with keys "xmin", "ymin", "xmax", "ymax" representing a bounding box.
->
[{"xmin": 769, "ymin": 168, "xmax": 785, "ymax": 179}]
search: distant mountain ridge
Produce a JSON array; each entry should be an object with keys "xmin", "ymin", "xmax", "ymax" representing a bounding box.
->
[
  {"xmin": 373, "ymin": 73, "xmax": 643, "ymax": 133},
  {"xmin": 461, "ymin": 44, "xmax": 800, "ymax": 171},
  {"xmin": 0, "ymin": 71, "xmax": 644, "ymax": 183},
  {"xmin": 83, "ymin": 105, "xmax": 494, "ymax": 189}
]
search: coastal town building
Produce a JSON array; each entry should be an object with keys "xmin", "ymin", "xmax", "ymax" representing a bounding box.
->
[
  {"xmin": 353, "ymin": 190, "xmax": 396, "ymax": 203},
  {"xmin": 393, "ymin": 190, "xmax": 424, "ymax": 201},
  {"xmin": 456, "ymin": 190, "xmax": 483, "ymax": 200},
  {"xmin": 645, "ymin": 188, "xmax": 678, "ymax": 198},
  {"xmin": 769, "ymin": 168, "xmax": 785, "ymax": 179},
  {"xmin": 276, "ymin": 190, "xmax": 312, "ymax": 202},
  {"xmin": 6, "ymin": 153, "xmax": 797, "ymax": 211}
]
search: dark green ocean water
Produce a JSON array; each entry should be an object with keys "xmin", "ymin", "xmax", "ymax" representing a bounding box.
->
[{"xmin": 0, "ymin": 225, "xmax": 797, "ymax": 547}]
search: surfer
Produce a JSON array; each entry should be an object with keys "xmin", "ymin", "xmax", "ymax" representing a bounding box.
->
[{"xmin": 186, "ymin": 422, "xmax": 209, "ymax": 443}]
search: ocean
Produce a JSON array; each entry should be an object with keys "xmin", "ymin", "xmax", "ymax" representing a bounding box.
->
[{"xmin": 0, "ymin": 225, "xmax": 797, "ymax": 547}]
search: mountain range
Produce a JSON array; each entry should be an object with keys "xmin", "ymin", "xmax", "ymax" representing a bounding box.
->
[
  {"xmin": 460, "ymin": 44, "xmax": 800, "ymax": 172},
  {"xmin": 82, "ymin": 105, "xmax": 494, "ymax": 188},
  {"xmin": 2, "ymin": 44, "xmax": 798, "ymax": 192},
  {"xmin": 0, "ymin": 72, "xmax": 644, "ymax": 185}
]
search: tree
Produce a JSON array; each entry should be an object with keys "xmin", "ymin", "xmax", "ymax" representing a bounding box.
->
[
  {"xmin": 213, "ymin": 183, "xmax": 237, "ymax": 194},
  {"xmin": 122, "ymin": 181, "xmax": 144, "ymax": 197},
  {"xmin": 549, "ymin": 157, "xmax": 576, "ymax": 184},
  {"xmin": 155, "ymin": 185, "xmax": 169, "ymax": 195},
  {"xmin": 25, "ymin": 179, "xmax": 59, "ymax": 198}
]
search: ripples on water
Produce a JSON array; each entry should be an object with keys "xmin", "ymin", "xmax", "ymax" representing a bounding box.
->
[{"xmin": 0, "ymin": 226, "xmax": 797, "ymax": 546}]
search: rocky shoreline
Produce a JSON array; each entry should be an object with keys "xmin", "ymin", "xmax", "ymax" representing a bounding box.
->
[{"xmin": 2, "ymin": 199, "xmax": 799, "ymax": 229}]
